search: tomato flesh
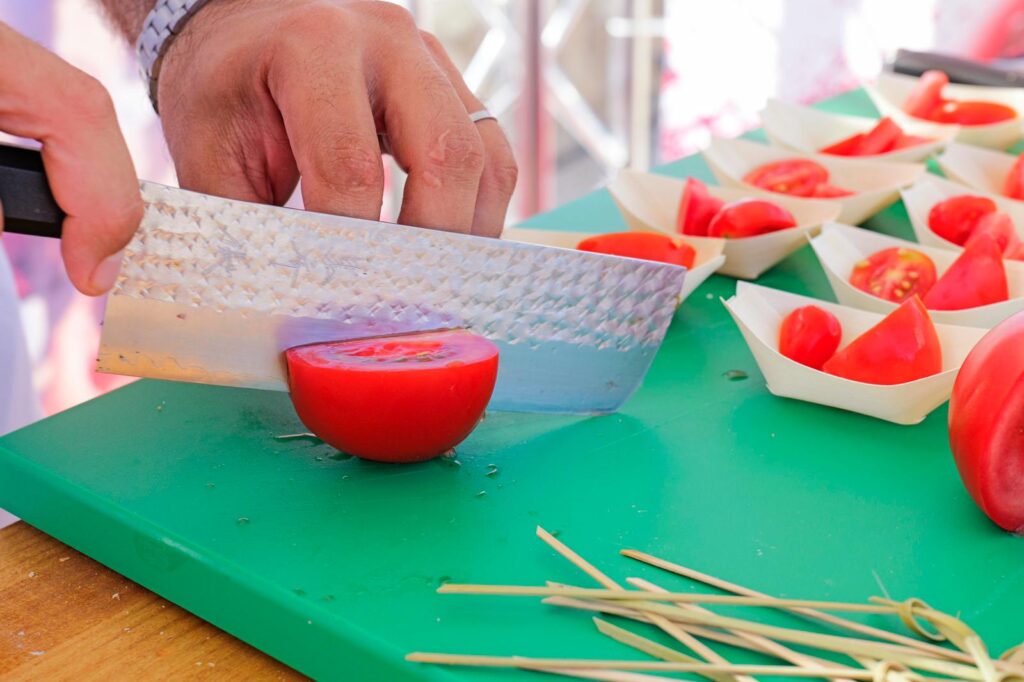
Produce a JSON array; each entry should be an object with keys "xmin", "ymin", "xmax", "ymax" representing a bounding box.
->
[
  {"xmin": 819, "ymin": 133, "xmax": 865, "ymax": 157},
  {"xmin": 819, "ymin": 118, "xmax": 931, "ymax": 157},
  {"xmin": 705, "ymin": 199, "xmax": 796, "ymax": 239},
  {"xmin": 948, "ymin": 311, "xmax": 1024, "ymax": 533},
  {"xmin": 923, "ymin": 234, "xmax": 1009, "ymax": 311},
  {"xmin": 822, "ymin": 296, "xmax": 942, "ymax": 385},
  {"xmin": 743, "ymin": 159, "xmax": 829, "ymax": 198},
  {"xmin": 849, "ymin": 247, "xmax": 937, "ymax": 303},
  {"xmin": 285, "ymin": 330, "xmax": 499, "ymax": 463},
  {"xmin": 1004, "ymin": 152, "xmax": 1024, "ymax": 200},
  {"xmin": 927, "ymin": 195, "xmax": 998, "ymax": 246},
  {"xmin": 965, "ymin": 211, "xmax": 1020, "ymax": 254},
  {"xmin": 676, "ymin": 178, "xmax": 725, "ymax": 236},
  {"xmin": 902, "ymin": 70, "xmax": 949, "ymax": 119},
  {"xmin": 778, "ymin": 305, "xmax": 842, "ymax": 370},
  {"xmin": 927, "ymin": 100, "xmax": 1017, "ymax": 125},
  {"xmin": 577, "ymin": 232, "xmax": 696, "ymax": 268}
]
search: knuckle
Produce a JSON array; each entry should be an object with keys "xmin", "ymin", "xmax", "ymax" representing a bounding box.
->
[
  {"xmin": 282, "ymin": 2, "xmax": 351, "ymax": 41},
  {"xmin": 71, "ymin": 75, "xmax": 115, "ymax": 121},
  {"xmin": 485, "ymin": 146, "xmax": 518, "ymax": 196},
  {"xmin": 318, "ymin": 138, "xmax": 384, "ymax": 196},
  {"xmin": 427, "ymin": 127, "xmax": 485, "ymax": 178},
  {"xmin": 363, "ymin": 1, "xmax": 417, "ymax": 30},
  {"xmin": 419, "ymin": 30, "xmax": 443, "ymax": 54}
]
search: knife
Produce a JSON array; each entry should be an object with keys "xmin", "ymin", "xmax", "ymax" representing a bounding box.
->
[{"xmin": 0, "ymin": 142, "xmax": 686, "ymax": 414}]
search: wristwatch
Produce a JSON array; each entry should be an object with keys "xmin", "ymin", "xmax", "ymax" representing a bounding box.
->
[{"xmin": 136, "ymin": 0, "xmax": 216, "ymax": 112}]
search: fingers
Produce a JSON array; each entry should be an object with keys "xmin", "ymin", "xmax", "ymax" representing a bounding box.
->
[
  {"xmin": 0, "ymin": 23, "xmax": 142, "ymax": 295},
  {"xmin": 420, "ymin": 32, "xmax": 517, "ymax": 237}
]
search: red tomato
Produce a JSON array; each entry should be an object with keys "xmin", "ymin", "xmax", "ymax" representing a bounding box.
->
[
  {"xmin": 811, "ymin": 183, "xmax": 855, "ymax": 198},
  {"xmin": 1008, "ymin": 242, "xmax": 1024, "ymax": 261},
  {"xmin": 965, "ymin": 211, "xmax": 1019, "ymax": 254},
  {"xmin": 927, "ymin": 100, "xmax": 1017, "ymax": 125},
  {"xmin": 1003, "ymin": 152, "xmax": 1024, "ymax": 200},
  {"xmin": 857, "ymin": 117, "xmax": 903, "ymax": 155},
  {"xmin": 676, "ymin": 178, "xmax": 725, "ymax": 236},
  {"xmin": 819, "ymin": 133, "xmax": 865, "ymax": 156},
  {"xmin": 743, "ymin": 159, "xmax": 830, "ymax": 197},
  {"xmin": 705, "ymin": 199, "xmax": 797, "ymax": 239},
  {"xmin": 923, "ymin": 234, "xmax": 1009, "ymax": 311},
  {"xmin": 285, "ymin": 330, "xmax": 499, "ymax": 463},
  {"xmin": 948, "ymin": 311, "xmax": 1024, "ymax": 533},
  {"xmin": 849, "ymin": 247, "xmax": 937, "ymax": 303},
  {"xmin": 577, "ymin": 232, "xmax": 696, "ymax": 268},
  {"xmin": 927, "ymin": 195, "xmax": 998, "ymax": 246},
  {"xmin": 902, "ymin": 70, "xmax": 949, "ymax": 119},
  {"xmin": 890, "ymin": 134, "xmax": 934, "ymax": 150},
  {"xmin": 778, "ymin": 305, "xmax": 842, "ymax": 370},
  {"xmin": 822, "ymin": 296, "xmax": 942, "ymax": 385}
]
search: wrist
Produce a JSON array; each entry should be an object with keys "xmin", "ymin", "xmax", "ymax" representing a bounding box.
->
[{"xmin": 137, "ymin": 0, "xmax": 224, "ymax": 111}]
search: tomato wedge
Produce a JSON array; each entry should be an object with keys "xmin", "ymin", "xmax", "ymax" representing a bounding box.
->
[
  {"xmin": 676, "ymin": 178, "xmax": 725, "ymax": 236},
  {"xmin": 743, "ymin": 159, "xmax": 829, "ymax": 197},
  {"xmin": 849, "ymin": 247, "xmax": 937, "ymax": 303},
  {"xmin": 965, "ymin": 211, "xmax": 1019, "ymax": 254},
  {"xmin": 928, "ymin": 100, "xmax": 1017, "ymax": 125},
  {"xmin": 819, "ymin": 133, "xmax": 865, "ymax": 157},
  {"xmin": 1004, "ymin": 152, "xmax": 1024, "ymax": 200},
  {"xmin": 948, "ymin": 311, "xmax": 1024, "ymax": 533},
  {"xmin": 822, "ymin": 296, "xmax": 942, "ymax": 385},
  {"xmin": 705, "ymin": 199, "xmax": 796, "ymax": 239},
  {"xmin": 577, "ymin": 232, "xmax": 696, "ymax": 268},
  {"xmin": 903, "ymin": 70, "xmax": 949, "ymax": 119},
  {"xmin": 778, "ymin": 305, "xmax": 842, "ymax": 370},
  {"xmin": 856, "ymin": 117, "xmax": 903, "ymax": 155},
  {"xmin": 285, "ymin": 330, "xmax": 499, "ymax": 463},
  {"xmin": 927, "ymin": 195, "xmax": 998, "ymax": 246},
  {"xmin": 922, "ymin": 234, "xmax": 1009, "ymax": 311}
]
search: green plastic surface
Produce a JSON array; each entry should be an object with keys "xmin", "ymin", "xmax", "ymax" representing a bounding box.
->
[{"xmin": 2, "ymin": 90, "xmax": 1023, "ymax": 681}]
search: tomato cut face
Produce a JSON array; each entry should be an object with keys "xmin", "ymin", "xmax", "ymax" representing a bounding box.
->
[
  {"xmin": 927, "ymin": 100, "xmax": 1017, "ymax": 125},
  {"xmin": 705, "ymin": 199, "xmax": 797, "ymax": 239},
  {"xmin": 965, "ymin": 211, "xmax": 1019, "ymax": 254},
  {"xmin": 822, "ymin": 296, "xmax": 942, "ymax": 385},
  {"xmin": 743, "ymin": 159, "xmax": 830, "ymax": 197},
  {"xmin": 285, "ymin": 330, "xmax": 499, "ymax": 463},
  {"xmin": 676, "ymin": 178, "xmax": 725, "ymax": 236},
  {"xmin": 902, "ymin": 70, "xmax": 949, "ymax": 119},
  {"xmin": 577, "ymin": 232, "xmax": 696, "ymax": 268},
  {"xmin": 927, "ymin": 195, "xmax": 998, "ymax": 246},
  {"xmin": 778, "ymin": 305, "xmax": 842, "ymax": 370},
  {"xmin": 849, "ymin": 247, "xmax": 937, "ymax": 303},
  {"xmin": 923, "ymin": 234, "xmax": 1009, "ymax": 311},
  {"xmin": 1004, "ymin": 152, "xmax": 1024, "ymax": 200}
]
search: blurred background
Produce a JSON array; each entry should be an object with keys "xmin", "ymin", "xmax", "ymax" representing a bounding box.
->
[{"xmin": 0, "ymin": 0, "xmax": 1015, "ymax": 416}]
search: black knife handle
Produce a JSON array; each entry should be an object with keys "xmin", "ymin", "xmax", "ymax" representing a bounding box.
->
[
  {"xmin": 0, "ymin": 142, "xmax": 64, "ymax": 239},
  {"xmin": 891, "ymin": 48, "xmax": 1024, "ymax": 88}
]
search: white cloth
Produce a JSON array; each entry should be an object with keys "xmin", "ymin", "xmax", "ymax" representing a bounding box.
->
[{"xmin": 0, "ymin": 248, "xmax": 42, "ymax": 529}]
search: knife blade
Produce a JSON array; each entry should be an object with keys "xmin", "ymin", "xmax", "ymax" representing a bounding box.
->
[{"xmin": 0, "ymin": 144, "xmax": 686, "ymax": 414}]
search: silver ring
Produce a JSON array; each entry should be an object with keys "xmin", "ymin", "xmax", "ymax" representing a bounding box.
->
[{"xmin": 469, "ymin": 109, "xmax": 497, "ymax": 123}]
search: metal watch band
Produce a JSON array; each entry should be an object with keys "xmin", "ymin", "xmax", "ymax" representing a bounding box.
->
[{"xmin": 136, "ymin": 0, "xmax": 216, "ymax": 112}]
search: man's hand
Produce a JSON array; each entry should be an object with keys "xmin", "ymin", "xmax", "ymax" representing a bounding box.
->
[
  {"xmin": 147, "ymin": 0, "xmax": 517, "ymax": 237},
  {"xmin": 0, "ymin": 23, "xmax": 142, "ymax": 295}
]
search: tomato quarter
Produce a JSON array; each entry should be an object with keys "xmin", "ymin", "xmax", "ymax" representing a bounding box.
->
[
  {"xmin": 676, "ymin": 177, "xmax": 725, "ymax": 236},
  {"xmin": 849, "ymin": 247, "xmax": 937, "ymax": 303},
  {"xmin": 743, "ymin": 159, "xmax": 829, "ymax": 197},
  {"xmin": 927, "ymin": 195, "xmax": 998, "ymax": 246},
  {"xmin": 778, "ymin": 305, "xmax": 842, "ymax": 370},
  {"xmin": 902, "ymin": 70, "xmax": 949, "ymax": 119},
  {"xmin": 965, "ymin": 211, "xmax": 1019, "ymax": 254},
  {"xmin": 819, "ymin": 133, "xmax": 865, "ymax": 157},
  {"xmin": 285, "ymin": 330, "xmax": 499, "ymax": 463},
  {"xmin": 856, "ymin": 117, "xmax": 903, "ymax": 155},
  {"xmin": 923, "ymin": 234, "xmax": 1009, "ymax": 311},
  {"xmin": 1004, "ymin": 152, "xmax": 1024, "ymax": 200},
  {"xmin": 705, "ymin": 199, "xmax": 797, "ymax": 239},
  {"xmin": 577, "ymin": 232, "xmax": 696, "ymax": 268}
]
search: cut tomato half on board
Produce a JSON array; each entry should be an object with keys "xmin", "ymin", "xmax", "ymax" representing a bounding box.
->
[
  {"xmin": 743, "ymin": 159, "xmax": 829, "ymax": 197},
  {"xmin": 822, "ymin": 296, "xmax": 941, "ymax": 385},
  {"xmin": 965, "ymin": 211, "xmax": 1019, "ymax": 254},
  {"xmin": 849, "ymin": 247, "xmax": 937, "ymax": 303},
  {"xmin": 923, "ymin": 234, "xmax": 1009, "ymax": 311},
  {"xmin": 927, "ymin": 195, "xmax": 998, "ymax": 246},
  {"xmin": 285, "ymin": 330, "xmax": 499, "ymax": 463},
  {"xmin": 777, "ymin": 305, "xmax": 842, "ymax": 370},
  {"xmin": 676, "ymin": 178, "xmax": 725, "ymax": 236},
  {"xmin": 927, "ymin": 100, "xmax": 1017, "ymax": 125},
  {"xmin": 577, "ymin": 232, "xmax": 696, "ymax": 268},
  {"xmin": 902, "ymin": 70, "xmax": 949, "ymax": 119},
  {"xmin": 1004, "ymin": 153, "xmax": 1024, "ymax": 200},
  {"xmin": 948, "ymin": 311, "xmax": 1024, "ymax": 533},
  {"xmin": 705, "ymin": 199, "xmax": 796, "ymax": 239}
]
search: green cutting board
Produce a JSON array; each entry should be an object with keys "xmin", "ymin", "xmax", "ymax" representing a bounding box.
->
[{"xmin": 2, "ymin": 90, "xmax": 1022, "ymax": 681}]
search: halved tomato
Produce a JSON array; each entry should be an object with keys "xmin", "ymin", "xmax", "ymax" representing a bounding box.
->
[
  {"xmin": 927, "ymin": 195, "xmax": 998, "ymax": 246},
  {"xmin": 849, "ymin": 247, "xmax": 937, "ymax": 303},
  {"xmin": 285, "ymin": 330, "xmax": 499, "ymax": 463},
  {"xmin": 965, "ymin": 211, "xmax": 1019, "ymax": 254},
  {"xmin": 577, "ymin": 232, "xmax": 696, "ymax": 268},
  {"xmin": 1004, "ymin": 152, "xmax": 1024, "ymax": 200},
  {"xmin": 778, "ymin": 305, "xmax": 842, "ymax": 370},
  {"xmin": 822, "ymin": 296, "xmax": 942, "ymax": 385},
  {"xmin": 676, "ymin": 177, "xmax": 725, "ymax": 236},
  {"xmin": 705, "ymin": 199, "xmax": 796, "ymax": 239},
  {"xmin": 928, "ymin": 100, "xmax": 1017, "ymax": 125},
  {"xmin": 903, "ymin": 70, "xmax": 949, "ymax": 119},
  {"xmin": 857, "ymin": 117, "xmax": 903, "ymax": 155},
  {"xmin": 923, "ymin": 234, "xmax": 1009, "ymax": 311},
  {"xmin": 743, "ymin": 159, "xmax": 829, "ymax": 197}
]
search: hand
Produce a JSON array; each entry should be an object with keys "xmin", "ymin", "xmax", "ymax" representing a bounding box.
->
[
  {"xmin": 0, "ymin": 23, "xmax": 142, "ymax": 295},
  {"xmin": 157, "ymin": 0, "xmax": 517, "ymax": 237}
]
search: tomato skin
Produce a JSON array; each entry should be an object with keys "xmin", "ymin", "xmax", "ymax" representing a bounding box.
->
[
  {"xmin": 1004, "ymin": 152, "xmax": 1024, "ymax": 200},
  {"xmin": 285, "ymin": 330, "xmax": 499, "ymax": 463},
  {"xmin": 965, "ymin": 211, "xmax": 1019, "ymax": 254},
  {"xmin": 819, "ymin": 133, "xmax": 865, "ymax": 157},
  {"xmin": 923, "ymin": 234, "xmax": 1009, "ymax": 311},
  {"xmin": 743, "ymin": 159, "xmax": 829, "ymax": 197},
  {"xmin": 778, "ymin": 305, "xmax": 842, "ymax": 370},
  {"xmin": 927, "ymin": 100, "xmax": 1017, "ymax": 125},
  {"xmin": 705, "ymin": 199, "xmax": 796, "ymax": 239},
  {"xmin": 857, "ymin": 117, "xmax": 902, "ymax": 155},
  {"xmin": 822, "ymin": 296, "xmax": 942, "ymax": 385},
  {"xmin": 577, "ymin": 232, "xmax": 696, "ymax": 268},
  {"xmin": 927, "ymin": 195, "xmax": 998, "ymax": 246},
  {"xmin": 948, "ymin": 311, "xmax": 1024, "ymax": 533},
  {"xmin": 676, "ymin": 178, "xmax": 725, "ymax": 236},
  {"xmin": 903, "ymin": 70, "xmax": 949, "ymax": 119},
  {"xmin": 849, "ymin": 247, "xmax": 937, "ymax": 303}
]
